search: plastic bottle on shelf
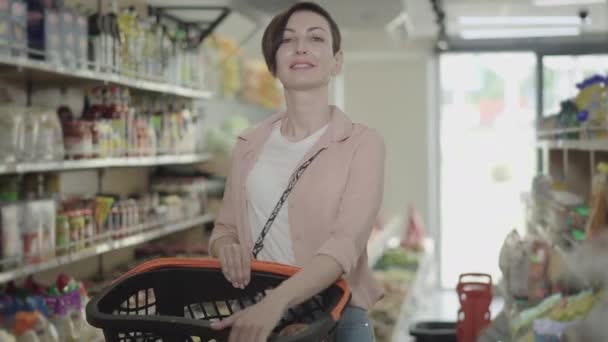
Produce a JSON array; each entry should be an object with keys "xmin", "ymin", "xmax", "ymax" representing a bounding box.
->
[
  {"xmin": 0, "ymin": 330, "xmax": 15, "ymax": 342},
  {"xmin": 55, "ymin": 213, "xmax": 69, "ymax": 256},
  {"xmin": 1, "ymin": 203, "xmax": 23, "ymax": 270},
  {"xmin": 22, "ymin": 201, "xmax": 43, "ymax": 264},
  {"xmin": 110, "ymin": 205, "xmax": 122, "ymax": 239},
  {"xmin": 37, "ymin": 199, "xmax": 56, "ymax": 261},
  {"xmin": 38, "ymin": 107, "xmax": 65, "ymax": 161},
  {"xmin": 21, "ymin": 108, "xmax": 40, "ymax": 162},
  {"xmin": 82, "ymin": 208, "xmax": 94, "ymax": 247},
  {"xmin": 47, "ymin": 294, "xmax": 75, "ymax": 342},
  {"xmin": 12, "ymin": 311, "xmax": 59, "ymax": 342},
  {"xmin": 67, "ymin": 210, "xmax": 84, "ymax": 252},
  {"xmin": 0, "ymin": 104, "xmax": 25, "ymax": 163}
]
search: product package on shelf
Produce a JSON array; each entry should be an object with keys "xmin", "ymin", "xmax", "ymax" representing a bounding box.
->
[
  {"xmin": 369, "ymin": 241, "xmax": 422, "ymax": 342},
  {"xmin": 212, "ymin": 35, "xmax": 242, "ymax": 98},
  {"xmin": 586, "ymin": 162, "xmax": 608, "ymax": 240},
  {"xmin": 27, "ymin": 0, "xmax": 61, "ymax": 63},
  {"xmin": 3, "ymin": 0, "xmax": 211, "ymax": 90},
  {"xmin": 0, "ymin": 0, "xmax": 25, "ymax": 57},
  {"xmin": 56, "ymin": 85, "xmax": 204, "ymax": 160},
  {"xmin": 8, "ymin": 0, "xmax": 27, "ymax": 57},
  {"xmin": 0, "ymin": 274, "xmax": 104, "ymax": 341},
  {"xmin": 538, "ymin": 74, "xmax": 607, "ymax": 140},
  {"xmin": 525, "ymin": 175, "xmax": 588, "ymax": 250},
  {"xmin": 498, "ymin": 175, "xmax": 608, "ymax": 340},
  {"xmin": 0, "ymin": 103, "xmax": 64, "ymax": 164},
  {"xmin": 241, "ymin": 59, "xmax": 283, "ymax": 110},
  {"xmin": 0, "ymin": 169, "xmax": 210, "ymax": 273}
]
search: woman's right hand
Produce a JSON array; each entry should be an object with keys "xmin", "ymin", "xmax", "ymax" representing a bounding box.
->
[{"xmin": 218, "ymin": 243, "xmax": 251, "ymax": 289}]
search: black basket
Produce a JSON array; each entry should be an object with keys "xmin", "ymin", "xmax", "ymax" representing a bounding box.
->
[
  {"xmin": 409, "ymin": 321, "xmax": 457, "ymax": 342},
  {"xmin": 85, "ymin": 258, "xmax": 351, "ymax": 342}
]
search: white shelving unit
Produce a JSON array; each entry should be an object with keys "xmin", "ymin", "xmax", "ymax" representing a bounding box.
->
[
  {"xmin": 537, "ymin": 139, "xmax": 608, "ymax": 151},
  {"xmin": 0, "ymin": 214, "xmax": 214, "ymax": 284},
  {"xmin": 0, "ymin": 153, "xmax": 213, "ymax": 174},
  {"xmin": 535, "ymin": 128, "xmax": 608, "ymax": 199},
  {"xmin": 0, "ymin": 54, "xmax": 212, "ymax": 99}
]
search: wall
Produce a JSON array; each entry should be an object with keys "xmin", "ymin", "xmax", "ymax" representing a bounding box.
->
[{"xmin": 341, "ymin": 34, "xmax": 439, "ymax": 236}]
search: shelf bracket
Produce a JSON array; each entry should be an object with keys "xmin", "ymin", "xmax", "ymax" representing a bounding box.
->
[{"xmin": 150, "ymin": 6, "xmax": 232, "ymax": 48}]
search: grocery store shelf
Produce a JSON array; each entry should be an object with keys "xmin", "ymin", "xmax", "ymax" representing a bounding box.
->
[
  {"xmin": 0, "ymin": 153, "xmax": 213, "ymax": 174},
  {"xmin": 536, "ymin": 126, "xmax": 605, "ymax": 138},
  {"xmin": 0, "ymin": 54, "xmax": 212, "ymax": 99},
  {"xmin": 537, "ymin": 139, "xmax": 608, "ymax": 151},
  {"xmin": 368, "ymin": 215, "xmax": 405, "ymax": 267},
  {"xmin": 0, "ymin": 214, "xmax": 214, "ymax": 284}
]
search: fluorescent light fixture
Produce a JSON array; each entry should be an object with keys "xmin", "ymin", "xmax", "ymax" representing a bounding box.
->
[
  {"xmin": 533, "ymin": 0, "xmax": 605, "ymax": 6},
  {"xmin": 459, "ymin": 16, "xmax": 582, "ymax": 26},
  {"xmin": 460, "ymin": 27, "xmax": 581, "ymax": 39}
]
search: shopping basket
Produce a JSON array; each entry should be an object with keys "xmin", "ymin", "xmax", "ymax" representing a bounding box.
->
[{"xmin": 85, "ymin": 257, "xmax": 351, "ymax": 342}]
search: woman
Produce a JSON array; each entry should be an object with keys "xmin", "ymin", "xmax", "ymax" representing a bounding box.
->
[{"xmin": 208, "ymin": 2, "xmax": 385, "ymax": 341}]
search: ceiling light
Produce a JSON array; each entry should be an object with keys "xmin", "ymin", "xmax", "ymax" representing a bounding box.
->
[
  {"xmin": 533, "ymin": 0, "xmax": 605, "ymax": 6},
  {"xmin": 460, "ymin": 27, "xmax": 581, "ymax": 39},
  {"xmin": 459, "ymin": 16, "xmax": 582, "ymax": 26}
]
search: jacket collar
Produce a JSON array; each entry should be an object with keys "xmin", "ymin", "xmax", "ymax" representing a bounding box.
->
[{"xmin": 237, "ymin": 105, "xmax": 353, "ymax": 145}]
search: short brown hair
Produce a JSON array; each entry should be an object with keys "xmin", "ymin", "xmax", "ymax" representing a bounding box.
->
[{"xmin": 262, "ymin": 2, "xmax": 341, "ymax": 75}]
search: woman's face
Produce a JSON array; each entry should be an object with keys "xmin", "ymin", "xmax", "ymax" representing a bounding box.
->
[{"xmin": 275, "ymin": 11, "xmax": 343, "ymax": 91}]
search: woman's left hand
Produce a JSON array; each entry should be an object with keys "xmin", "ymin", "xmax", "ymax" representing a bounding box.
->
[{"xmin": 211, "ymin": 294, "xmax": 287, "ymax": 342}]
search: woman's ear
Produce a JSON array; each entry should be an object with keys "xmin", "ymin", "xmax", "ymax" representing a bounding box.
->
[{"xmin": 332, "ymin": 50, "xmax": 344, "ymax": 76}]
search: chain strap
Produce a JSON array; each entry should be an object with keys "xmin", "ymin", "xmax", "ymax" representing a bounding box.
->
[{"xmin": 252, "ymin": 147, "xmax": 327, "ymax": 258}]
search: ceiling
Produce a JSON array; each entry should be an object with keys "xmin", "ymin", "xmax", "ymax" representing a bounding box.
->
[{"xmin": 146, "ymin": 0, "xmax": 608, "ymax": 42}]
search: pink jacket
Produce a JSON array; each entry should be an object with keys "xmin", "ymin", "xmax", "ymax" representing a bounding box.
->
[{"xmin": 208, "ymin": 106, "xmax": 385, "ymax": 309}]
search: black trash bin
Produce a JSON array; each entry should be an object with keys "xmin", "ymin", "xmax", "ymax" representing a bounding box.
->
[{"xmin": 409, "ymin": 321, "xmax": 457, "ymax": 342}]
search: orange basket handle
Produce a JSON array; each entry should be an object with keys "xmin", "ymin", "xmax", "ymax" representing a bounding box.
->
[{"xmin": 114, "ymin": 257, "xmax": 351, "ymax": 321}]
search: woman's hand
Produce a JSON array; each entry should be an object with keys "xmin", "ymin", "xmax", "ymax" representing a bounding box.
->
[
  {"xmin": 210, "ymin": 295, "xmax": 287, "ymax": 342},
  {"xmin": 218, "ymin": 242, "xmax": 251, "ymax": 289}
]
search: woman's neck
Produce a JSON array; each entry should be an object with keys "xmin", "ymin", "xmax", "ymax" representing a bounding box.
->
[{"xmin": 281, "ymin": 87, "xmax": 332, "ymax": 141}]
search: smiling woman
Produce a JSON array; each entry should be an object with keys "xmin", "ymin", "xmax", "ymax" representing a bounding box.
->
[{"xmin": 208, "ymin": 1, "xmax": 386, "ymax": 342}]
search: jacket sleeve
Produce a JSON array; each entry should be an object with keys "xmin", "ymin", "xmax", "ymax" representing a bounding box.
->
[
  {"xmin": 208, "ymin": 143, "xmax": 242, "ymax": 255},
  {"xmin": 316, "ymin": 129, "xmax": 386, "ymax": 274}
]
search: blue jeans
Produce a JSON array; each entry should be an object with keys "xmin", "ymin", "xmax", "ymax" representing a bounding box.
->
[{"xmin": 335, "ymin": 305, "xmax": 375, "ymax": 342}]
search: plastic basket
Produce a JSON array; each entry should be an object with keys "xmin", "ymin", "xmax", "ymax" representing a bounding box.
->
[
  {"xmin": 409, "ymin": 321, "xmax": 457, "ymax": 342},
  {"xmin": 85, "ymin": 257, "xmax": 351, "ymax": 342}
]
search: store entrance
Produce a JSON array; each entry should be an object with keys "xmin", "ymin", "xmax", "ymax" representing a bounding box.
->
[{"xmin": 439, "ymin": 52, "xmax": 538, "ymax": 288}]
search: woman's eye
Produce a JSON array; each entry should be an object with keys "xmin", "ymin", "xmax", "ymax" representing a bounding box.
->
[
  {"xmin": 281, "ymin": 37, "xmax": 293, "ymax": 44},
  {"xmin": 311, "ymin": 36, "xmax": 324, "ymax": 42}
]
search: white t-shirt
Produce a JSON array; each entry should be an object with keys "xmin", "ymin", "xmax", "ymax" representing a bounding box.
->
[{"xmin": 246, "ymin": 121, "xmax": 328, "ymax": 264}]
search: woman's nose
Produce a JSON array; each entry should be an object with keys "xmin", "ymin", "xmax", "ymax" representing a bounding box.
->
[{"xmin": 295, "ymin": 39, "xmax": 308, "ymax": 55}]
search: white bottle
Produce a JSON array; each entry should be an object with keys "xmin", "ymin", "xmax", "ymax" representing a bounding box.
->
[
  {"xmin": 50, "ymin": 303, "xmax": 76, "ymax": 342},
  {"xmin": 0, "ymin": 330, "xmax": 16, "ymax": 342}
]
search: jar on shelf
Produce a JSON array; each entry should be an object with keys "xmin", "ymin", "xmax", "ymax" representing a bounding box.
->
[
  {"xmin": 68, "ymin": 210, "xmax": 85, "ymax": 252},
  {"xmin": 55, "ymin": 213, "xmax": 70, "ymax": 256},
  {"xmin": 63, "ymin": 120, "xmax": 93, "ymax": 159},
  {"xmin": 83, "ymin": 208, "xmax": 95, "ymax": 247},
  {"xmin": 110, "ymin": 205, "xmax": 123, "ymax": 239}
]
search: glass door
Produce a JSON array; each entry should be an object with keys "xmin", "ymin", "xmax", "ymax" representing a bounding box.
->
[{"xmin": 439, "ymin": 52, "xmax": 538, "ymax": 288}]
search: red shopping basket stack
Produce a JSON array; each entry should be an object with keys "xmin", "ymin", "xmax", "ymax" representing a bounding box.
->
[
  {"xmin": 456, "ymin": 273, "xmax": 493, "ymax": 342},
  {"xmin": 86, "ymin": 258, "xmax": 351, "ymax": 342}
]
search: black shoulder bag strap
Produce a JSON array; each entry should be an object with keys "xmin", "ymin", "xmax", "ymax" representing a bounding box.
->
[{"xmin": 252, "ymin": 147, "xmax": 327, "ymax": 258}]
